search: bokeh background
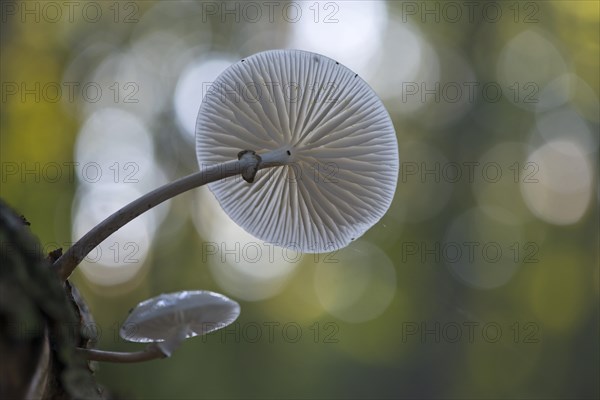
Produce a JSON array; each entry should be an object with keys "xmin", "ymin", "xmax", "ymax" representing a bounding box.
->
[{"xmin": 1, "ymin": 1, "xmax": 598, "ymax": 398}]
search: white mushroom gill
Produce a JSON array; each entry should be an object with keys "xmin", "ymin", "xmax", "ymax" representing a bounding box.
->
[
  {"xmin": 53, "ymin": 50, "xmax": 399, "ymax": 280},
  {"xmin": 196, "ymin": 49, "xmax": 399, "ymax": 253},
  {"xmin": 120, "ymin": 291, "xmax": 240, "ymax": 346}
]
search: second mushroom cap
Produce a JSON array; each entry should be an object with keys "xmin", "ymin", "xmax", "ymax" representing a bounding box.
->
[{"xmin": 120, "ymin": 290, "xmax": 240, "ymax": 344}]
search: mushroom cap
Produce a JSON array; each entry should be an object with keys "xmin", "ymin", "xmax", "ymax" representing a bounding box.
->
[
  {"xmin": 196, "ymin": 49, "xmax": 399, "ymax": 253},
  {"xmin": 120, "ymin": 291, "xmax": 240, "ymax": 343}
]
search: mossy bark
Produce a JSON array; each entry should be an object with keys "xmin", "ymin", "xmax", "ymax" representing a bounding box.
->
[{"xmin": 0, "ymin": 199, "xmax": 108, "ymax": 399}]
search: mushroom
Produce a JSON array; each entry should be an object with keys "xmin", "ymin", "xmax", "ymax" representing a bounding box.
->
[
  {"xmin": 54, "ymin": 49, "xmax": 398, "ymax": 279},
  {"xmin": 76, "ymin": 291, "xmax": 240, "ymax": 362},
  {"xmin": 197, "ymin": 49, "xmax": 398, "ymax": 252}
]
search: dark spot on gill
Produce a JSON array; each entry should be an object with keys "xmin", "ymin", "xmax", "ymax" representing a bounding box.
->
[{"xmin": 286, "ymin": 150, "xmax": 291, "ymax": 156}]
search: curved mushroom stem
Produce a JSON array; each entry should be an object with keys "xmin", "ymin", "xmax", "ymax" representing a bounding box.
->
[
  {"xmin": 76, "ymin": 343, "xmax": 167, "ymax": 363},
  {"xmin": 53, "ymin": 150, "xmax": 282, "ymax": 281}
]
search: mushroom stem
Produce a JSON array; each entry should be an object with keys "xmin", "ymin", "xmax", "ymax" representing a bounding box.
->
[
  {"xmin": 156, "ymin": 326, "xmax": 191, "ymax": 357},
  {"xmin": 53, "ymin": 151, "xmax": 281, "ymax": 281},
  {"xmin": 76, "ymin": 344, "xmax": 167, "ymax": 363},
  {"xmin": 260, "ymin": 146, "xmax": 294, "ymax": 167}
]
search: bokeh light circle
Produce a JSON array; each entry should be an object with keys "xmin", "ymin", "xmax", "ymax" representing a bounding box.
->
[{"xmin": 314, "ymin": 240, "xmax": 396, "ymax": 323}]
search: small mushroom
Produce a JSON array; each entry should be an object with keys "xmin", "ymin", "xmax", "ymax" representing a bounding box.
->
[
  {"xmin": 76, "ymin": 291, "xmax": 240, "ymax": 362},
  {"xmin": 196, "ymin": 49, "xmax": 399, "ymax": 253},
  {"xmin": 121, "ymin": 290, "xmax": 240, "ymax": 356}
]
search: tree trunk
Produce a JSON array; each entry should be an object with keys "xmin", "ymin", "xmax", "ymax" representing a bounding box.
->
[{"xmin": 0, "ymin": 199, "xmax": 109, "ymax": 399}]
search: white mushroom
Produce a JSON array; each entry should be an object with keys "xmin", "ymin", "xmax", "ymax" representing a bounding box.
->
[
  {"xmin": 76, "ymin": 291, "xmax": 239, "ymax": 362},
  {"xmin": 196, "ymin": 49, "xmax": 399, "ymax": 253},
  {"xmin": 54, "ymin": 49, "xmax": 398, "ymax": 279},
  {"xmin": 121, "ymin": 290, "xmax": 240, "ymax": 356}
]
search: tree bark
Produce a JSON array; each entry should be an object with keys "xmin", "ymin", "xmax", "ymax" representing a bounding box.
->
[{"xmin": 0, "ymin": 199, "xmax": 108, "ymax": 399}]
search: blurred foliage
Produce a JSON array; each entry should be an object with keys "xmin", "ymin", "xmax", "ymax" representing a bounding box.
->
[{"xmin": 1, "ymin": 1, "xmax": 598, "ymax": 399}]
